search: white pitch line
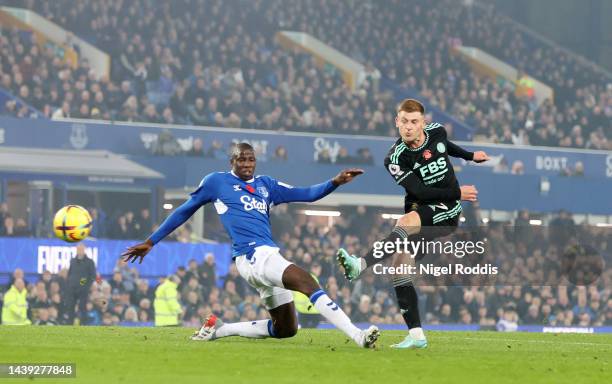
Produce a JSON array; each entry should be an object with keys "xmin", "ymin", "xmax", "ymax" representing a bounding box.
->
[{"xmin": 434, "ymin": 336, "xmax": 611, "ymax": 347}]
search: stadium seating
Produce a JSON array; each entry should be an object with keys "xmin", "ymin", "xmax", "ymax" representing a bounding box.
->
[{"xmin": 0, "ymin": 0, "xmax": 608, "ymax": 148}]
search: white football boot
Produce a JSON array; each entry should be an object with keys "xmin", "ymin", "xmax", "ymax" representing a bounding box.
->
[{"xmin": 191, "ymin": 314, "xmax": 224, "ymax": 341}]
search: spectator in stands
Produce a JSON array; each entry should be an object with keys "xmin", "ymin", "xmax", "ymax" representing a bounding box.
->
[
  {"xmin": 141, "ymin": 104, "xmax": 161, "ymax": 124},
  {"xmin": 109, "ymin": 271, "xmax": 126, "ymax": 294},
  {"xmin": 2, "ymin": 216, "xmax": 16, "ymax": 236},
  {"xmin": 14, "ymin": 218, "xmax": 30, "ymax": 237},
  {"xmin": 335, "ymin": 147, "xmax": 354, "ymax": 164},
  {"xmin": 135, "ymin": 208, "xmax": 152, "ymax": 238},
  {"xmin": 34, "ymin": 307, "xmax": 57, "ymax": 325},
  {"xmin": 183, "ymin": 291, "xmax": 200, "ymax": 322},
  {"xmin": 181, "ymin": 276, "xmax": 203, "ymax": 304},
  {"xmin": 186, "ymin": 137, "xmax": 205, "ymax": 157},
  {"xmin": 198, "ymin": 253, "xmax": 217, "ymax": 296},
  {"xmin": 188, "ymin": 98, "xmax": 209, "ymax": 126},
  {"xmin": 88, "ymin": 207, "xmax": 107, "ymax": 239},
  {"xmin": 206, "ymin": 139, "xmax": 227, "ymax": 159},
  {"xmin": 272, "ymin": 145, "xmax": 288, "ymax": 162},
  {"xmin": 355, "ymin": 148, "xmax": 374, "ymax": 165},
  {"xmin": 353, "ymin": 295, "xmax": 372, "ymax": 323},
  {"xmin": 108, "ymin": 215, "xmax": 130, "ymax": 239},
  {"xmin": 130, "ymin": 279, "xmax": 153, "ymax": 307},
  {"xmin": 30, "ymin": 287, "xmax": 52, "ymax": 310},
  {"xmin": 152, "ymin": 130, "xmax": 182, "ymax": 156}
]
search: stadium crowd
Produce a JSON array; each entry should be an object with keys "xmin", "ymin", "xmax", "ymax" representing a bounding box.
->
[
  {"xmin": 0, "ymin": 0, "xmax": 609, "ymax": 149},
  {"xmin": 1, "ymin": 206, "xmax": 610, "ymax": 328},
  {"xmin": 0, "ymin": 1, "xmax": 395, "ymax": 136}
]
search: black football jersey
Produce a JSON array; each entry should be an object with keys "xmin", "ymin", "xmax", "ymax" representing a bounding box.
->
[{"xmin": 383, "ymin": 123, "xmax": 474, "ymax": 212}]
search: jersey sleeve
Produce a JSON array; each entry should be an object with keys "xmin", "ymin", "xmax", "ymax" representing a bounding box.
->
[
  {"xmin": 267, "ymin": 176, "xmax": 337, "ymax": 205},
  {"xmin": 148, "ymin": 173, "xmax": 217, "ymax": 244},
  {"xmin": 384, "ymin": 156, "xmax": 461, "ymax": 202},
  {"xmin": 428, "ymin": 123, "xmax": 474, "ymax": 161},
  {"xmin": 447, "ymin": 140, "xmax": 474, "ymax": 161}
]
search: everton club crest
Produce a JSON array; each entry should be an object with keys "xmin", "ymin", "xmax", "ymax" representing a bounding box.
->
[{"xmin": 257, "ymin": 186, "xmax": 269, "ymax": 198}]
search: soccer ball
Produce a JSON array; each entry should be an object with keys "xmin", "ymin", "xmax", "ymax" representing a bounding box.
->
[{"xmin": 53, "ymin": 205, "xmax": 93, "ymax": 242}]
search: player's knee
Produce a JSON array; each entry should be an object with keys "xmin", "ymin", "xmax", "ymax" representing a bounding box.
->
[
  {"xmin": 396, "ymin": 212, "xmax": 420, "ymax": 228},
  {"xmin": 297, "ymin": 275, "xmax": 320, "ymax": 298},
  {"xmin": 274, "ymin": 323, "xmax": 298, "ymax": 338}
]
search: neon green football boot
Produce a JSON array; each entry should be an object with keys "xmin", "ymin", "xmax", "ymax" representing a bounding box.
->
[
  {"xmin": 390, "ymin": 335, "xmax": 428, "ymax": 349},
  {"xmin": 336, "ymin": 248, "xmax": 362, "ymax": 282}
]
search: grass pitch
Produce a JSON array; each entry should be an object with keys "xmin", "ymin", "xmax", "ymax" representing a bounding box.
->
[{"xmin": 0, "ymin": 326, "xmax": 610, "ymax": 383}]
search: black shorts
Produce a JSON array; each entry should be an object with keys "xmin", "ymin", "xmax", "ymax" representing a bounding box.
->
[
  {"xmin": 404, "ymin": 201, "xmax": 462, "ymax": 261},
  {"xmin": 409, "ymin": 200, "xmax": 462, "ymax": 239}
]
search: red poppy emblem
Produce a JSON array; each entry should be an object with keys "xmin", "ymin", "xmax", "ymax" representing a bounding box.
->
[
  {"xmin": 245, "ymin": 185, "xmax": 255, "ymax": 193},
  {"xmin": 423, "ymin": 150, "xmax": 432, "ymax": 160}
]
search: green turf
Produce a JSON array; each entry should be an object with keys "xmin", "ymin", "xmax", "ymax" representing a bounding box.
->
[{"xmin": 0, "ymin": 326, "xmax": 610, "ymax": 383}]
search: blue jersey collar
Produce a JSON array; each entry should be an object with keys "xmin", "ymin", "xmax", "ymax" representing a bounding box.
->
[{"xmin": 230, "ymin": 170, "xmax": 254, "ymax": 183}]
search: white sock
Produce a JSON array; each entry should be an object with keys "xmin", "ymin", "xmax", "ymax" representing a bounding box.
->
[
  {"xmin": 409, "ymin": 327, "xmax": 426, "ymax": 340},
  {"xmin": 359, "ymin": 258, "xmax": 367, "ymax": 272},
  {"xmin": 215, "ymin": 319, "xmax": 272, "ymax": 339},
  {"xmin": 310, "ymin": 289, "xmax": 361, "ymax": 343}
]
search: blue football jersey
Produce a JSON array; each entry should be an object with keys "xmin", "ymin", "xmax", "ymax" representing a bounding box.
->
[{"xmin": 149, "ymin": 171, "xmax": 337, "ymax": 258}]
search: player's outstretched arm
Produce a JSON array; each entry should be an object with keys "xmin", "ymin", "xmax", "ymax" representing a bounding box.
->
[
  {"xmin": 122, "ymin": 197, "xmax": 202, "ymax": 264},
  {"xmin": 271, "ymin": 168, "xmax": 364, "ymax": 204},
  {"xmin": 471, "ymin": 151, "xmax": 489, "ymax": 163},
  {"xmin": 121, "ymin": 239, "xmax": 154, "ymax": 264},
  {"xmin": 447, "ymin": 140, "xmax": 490, "ymax": 163},
  {"xmin": 332, "ymin": 168, "xmax": 364, "ymax": 186}
]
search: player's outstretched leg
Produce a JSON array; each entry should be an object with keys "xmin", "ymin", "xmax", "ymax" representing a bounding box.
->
[
  {"xmin": 389, "ymin": 253, "xmax": 427, "ymax": 349},
  {"xmin": 282, "ymin": 264, "xmax": 380, "ymax": 348},
  {"xmin": 192, "ymin": 302, "xmax": 300, "ymax": 341},
  {"xmin": 337, "ymin": 212, "xmax": 421, "ymax": 281},
  {"xmin": 191, "ymin": 314, "xmax": 275, "ymax": 341}
]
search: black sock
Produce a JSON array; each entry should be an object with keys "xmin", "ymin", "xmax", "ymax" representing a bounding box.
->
[
  {"xmin": 362, "ymin": 226, "xmax": 410, "ymax": 268},
  {"xmin": 394, "ymin": 281, "xmax": 421, "ymax": 329}
]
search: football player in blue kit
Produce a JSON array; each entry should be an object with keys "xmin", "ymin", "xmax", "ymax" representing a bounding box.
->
[{"xmin": 122, "ymin": 143, "xmax": 380, "ymax": 348}]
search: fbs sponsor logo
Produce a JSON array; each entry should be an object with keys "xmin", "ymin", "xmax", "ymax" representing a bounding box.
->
[{"xmin": 419, "ymin": 158, "xmax": 447, "ymax": 178}]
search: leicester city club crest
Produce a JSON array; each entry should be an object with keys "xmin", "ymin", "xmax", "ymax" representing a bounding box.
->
[{"xmin": 257, "ymin": 186, "xmax": 269, "ymax": 198}]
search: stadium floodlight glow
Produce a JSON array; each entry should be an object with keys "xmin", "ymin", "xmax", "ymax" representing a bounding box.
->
[
  {"xmin": 381, "ymin": 213, "xmax": 403, "ymax": 220},
  {"xmin": 163, "ymin": 203, "xmax": 173, "ymax": 210},
  {"xmin": 302, "ymin": 210, "xmax": 341, "ymax": 217},
  {"xmin": 529, "ymin": 219, "xmax": 543, "ymax": 226}
]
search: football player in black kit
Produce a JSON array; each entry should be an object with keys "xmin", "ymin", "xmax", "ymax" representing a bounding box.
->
[{"xmin": 337, "ymin": 98, "xmax": 489, "ymax": 348}]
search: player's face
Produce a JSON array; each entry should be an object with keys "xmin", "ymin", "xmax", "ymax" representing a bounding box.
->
[
  {"xmin": 396, "ymin": 111, "xmax": 425, "ymax": 144},
  {"xmin": 232, "ymin": 149, "xmax": 257, "ymax": 180}
]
